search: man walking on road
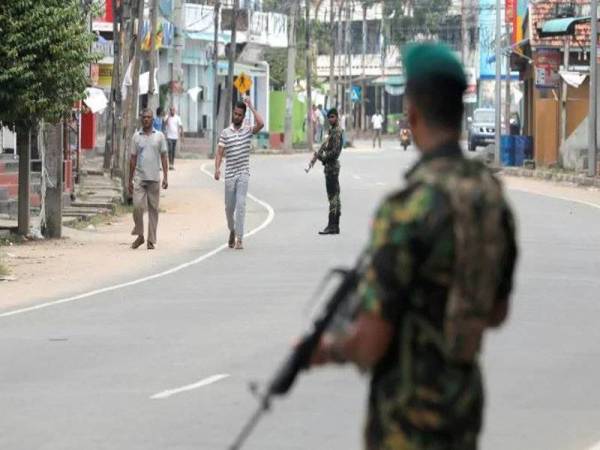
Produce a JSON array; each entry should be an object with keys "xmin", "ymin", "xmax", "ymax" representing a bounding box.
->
[
  {"xmin": 165, "ymin": 106, "xmax": 183, "ymax": 170},
  {"xmin": 312, "ymin": 108, "xmax": 343, "ymax": 235},
  {"xmin": 129, "ymin": 108, "xmax": 169, "ymax": 250},
  {"xmin": 214, "ymin": 98, "xmax": 264, "ymax": 250},
  {"xmin": 371, "ymin": 111, "xmax": 384, "ymax": 148},
  {"xmin": 309, "ymin": 44, "xmax": 518, "ymax": 450}
]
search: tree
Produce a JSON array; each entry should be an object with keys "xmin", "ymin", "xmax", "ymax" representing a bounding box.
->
[
  {"xmin": 0, "ymin": 0, "xmax": 95, "ymax": 235},
  {"xmin": 0, "ymin": 0, "xmax": 95, "ymax": 125}
]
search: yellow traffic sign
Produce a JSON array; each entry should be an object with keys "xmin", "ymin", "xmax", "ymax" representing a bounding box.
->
[{"xmin": 234, "ymin": 72, "xmax": 252, "ymax": 93}]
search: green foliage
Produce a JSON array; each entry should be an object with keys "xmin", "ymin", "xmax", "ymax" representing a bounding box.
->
[{"xmin": 0, "ymin": 0, "xmax": 97, "ymax": 125}]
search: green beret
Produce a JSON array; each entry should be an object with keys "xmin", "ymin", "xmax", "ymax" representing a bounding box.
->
[{"xmin": 403, "ymin": 42, "xmax": 467, "ymax": 88}]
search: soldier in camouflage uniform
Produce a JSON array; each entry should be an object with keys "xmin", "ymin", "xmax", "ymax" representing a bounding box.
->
[
  {"xmin": 310, "ymin": 44, "xmax": 518, "ymax": 450},
  {"xmin": 313, "ymin": 108, "xmax": 343, "ymax": 235}
]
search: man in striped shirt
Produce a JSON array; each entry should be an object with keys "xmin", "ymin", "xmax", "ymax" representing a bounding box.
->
[{"xmin": 214, "ymin": 98, "xmax": 264, "ymax": 249}]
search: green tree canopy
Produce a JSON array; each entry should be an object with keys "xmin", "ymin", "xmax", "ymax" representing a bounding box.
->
[{"xmin": 0, "ymin": 0, "xmax": 96, "ymax": 126}]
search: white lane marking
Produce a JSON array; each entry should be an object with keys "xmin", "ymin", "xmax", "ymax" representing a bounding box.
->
[
  {"xmin": 375, "ymin": 182, "xmax": 387, "ymax": 186},
  {"xmin": 352, "ymin": 174, "xmax": 362, "ymax": 180},
  {"xmin": 150, "ymin": 374, "xmax": 230, "ymax": 400},
  {"xmin": 0, "ymin": 165, "xmax": 275, "ymax": 319}
]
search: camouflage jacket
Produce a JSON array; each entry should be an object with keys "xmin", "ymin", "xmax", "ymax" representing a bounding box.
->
[
  {"xmin": 316, "ymin": 125, "xmax": 343, "ymax": 173},
  {"xmin": 357, "ymin": 143, "xmax": 517, "ymax": 449}
]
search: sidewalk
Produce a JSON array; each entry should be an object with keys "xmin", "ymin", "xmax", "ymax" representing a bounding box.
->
[{"xmin": 0, "ymin": 159, "xmax": 226, "ymax": 311}]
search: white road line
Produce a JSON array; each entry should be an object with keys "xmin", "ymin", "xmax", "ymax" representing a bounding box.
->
[
  {"xmin": 352, "ymin": 174, "xmax": 362, "ymax": 180},
  {"xmin": 150, "ymin": 374, "xmax": 230, "ymax": 400},
  {"xmin": 0, "ymin": 164, "xmax": 275, "ymax": 319}
]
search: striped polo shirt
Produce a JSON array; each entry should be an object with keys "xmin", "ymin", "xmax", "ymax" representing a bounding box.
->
[{"xmin": 219, "ymin": 124, "xmax": 253, "ymax": 179}]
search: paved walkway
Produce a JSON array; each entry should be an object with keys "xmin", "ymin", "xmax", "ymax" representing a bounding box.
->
[{"xmin": 0, "ymin": 159, "xmax": 226, "ymax": 310}]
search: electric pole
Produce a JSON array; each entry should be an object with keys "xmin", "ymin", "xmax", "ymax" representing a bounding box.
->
[
  {"xmin": 328, "ymin": 0, "xmax": 335, "ymax": 109},
  {"xmin": 306, "ymin": 0, "xmax": 314, "ymax": 152},
  {"xmin": 589, "ymin": 0, "xmax": 598, "ymax": 176},
  {"xmin": 345, "ymin": 1, "xmax": 353, "ymax": 144},
  {"xmin": 361, "ymin": 2, "xmax": 367, "ymax": 132},
  {"xmin": 148, "ymin": 0, "xmax": 160, "ymax": 112},
  {"xmin": 223, "ymin": 0, "xmax": 238, "ymax": 129},
  {"xmin": 494, "ymin": 0, "xmax": 501, "ymax": 165},
  {"xmin": 211, "ymin": 1, "xmax": 221, "ymax": 158},
  {"xmin": 171, "ymin": 0, "xmax": 184, "ymax": 112},
  {"xmin": 284, "ymin": 1, "xmax": 297, "ymax": 153}
]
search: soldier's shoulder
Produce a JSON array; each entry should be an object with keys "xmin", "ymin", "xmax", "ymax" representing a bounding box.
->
[{"xmin": 378, "ymin": 183, "xmax": 448, "ymax": 224}]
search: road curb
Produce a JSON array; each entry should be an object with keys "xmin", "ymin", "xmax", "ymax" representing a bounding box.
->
[{"xmin": 501, "ymin": 167, "xmax": 600, "ymax": 188}]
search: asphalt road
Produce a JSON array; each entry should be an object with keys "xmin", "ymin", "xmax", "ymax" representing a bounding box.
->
[{"xmin": 1, "ymin": 142, "xmax": 599, "ymax": 450}]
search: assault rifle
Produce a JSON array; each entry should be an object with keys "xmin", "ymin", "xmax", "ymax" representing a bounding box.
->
[
  {"xmin": 305, "ymin": 152, "xmax": 318, "ymax": 173},
  {"xmin": 228, "ymin": 252, "xmax": 368, "ymax": 450}
]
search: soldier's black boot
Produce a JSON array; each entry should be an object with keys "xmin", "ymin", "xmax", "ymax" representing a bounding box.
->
[
  {"xmin": 319, "ymin": 213, "xmax": 338, "ymax": 235},
  {"xmin": 332, "ymin": 214, "xmax": 340, "ymax": 234}
]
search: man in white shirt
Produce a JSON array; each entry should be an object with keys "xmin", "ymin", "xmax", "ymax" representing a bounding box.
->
[
  {"xmin": 165, "ymin": 106, "xmax": 183, "ymax": 170},
  {"xmin": 371, "ymin": 112, "xmax": 384, "ymax": 148}
]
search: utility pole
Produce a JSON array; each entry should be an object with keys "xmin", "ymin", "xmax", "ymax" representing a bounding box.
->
[
  {"xmin": 223, "ymin": 0, "xmax": 238, "ymax": 129},
  {"xmin": 104, "ymin": 0, "xmax": 122, "ymax": 171},
  {"xmin": 306, "ymin": 0, "xmax": 314, "ymax": 152},
  {"xmin": 337, "ymin": 1, "xmax": 344, "ymax": 108},
  {"xmin": 16, "ymin": 124, "xmax": 30, "ymax": 236},
  {"xmin": 210, "ymin": 1, "xmax": 221, "ymax": 159},
  {"xmin": 494, "ymin": 0, "xmax": 501, "ymax": 165},
  {"xmin": 41, "ymin": 122, "xmax": 63, "ymax": 239},
  {"xmin": 171, "ymin": 0, "xmax": 184, "ymax": 113},
  {"xmin": 505, "ymin": 24, "xmax": 511, "ymax": 135},
  {"xmin": 361, "ymin": 3, "xmax": 367, "ymax": 132},
  {"xmin": 122, "ymin": 0, "xmax": 145, "ymax": 200},
  {"xmin": 284, "ymin": 1, "xmax": 297, "ymax": 153},
  {"xmin": 560, "ymin": 37, "xmax": 570, "ymax": 145},
  {"xmin": 345, "ymin": 1, "xmax": 353, "ymax": 144},
  {"xmin": 148, "ymin": 0, "xmax": 160, "ymax": 112},
  {"xmin": 589, "ymin": 0, "xmax": 598, "ymax": 176},
  {"xmin": 328, "ymin": 0, "xmax": 335, "ymax": 109}
]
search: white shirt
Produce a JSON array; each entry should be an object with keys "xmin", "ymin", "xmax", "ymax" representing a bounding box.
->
[
  {"xmin": 371, "ymin": 114, "xmax": 384, "ymax": 130},
  {"xmin": 165, "ymin": 114, "xmax": 182, "ymax": 140}
]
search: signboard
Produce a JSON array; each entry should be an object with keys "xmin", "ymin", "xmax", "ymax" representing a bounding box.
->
[
  {"xmin": 351, "ymin": 86, "xmax": 361, "ymax": 102},
  {"xmin": 98, "ymin": 64, "xmax": 113, "ymax": 89},
  {"xmin": 506, "ymin": 0, "xmax": 515, "ymax": 24},
  {"xmin": 534, "ymin": 48, "xmax": 561, "ymax": 88},
  {"xmin": 234, "ymin": 72, "xmax": 252, "ymax": 93}
]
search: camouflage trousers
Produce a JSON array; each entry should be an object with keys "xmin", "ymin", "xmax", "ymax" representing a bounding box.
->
[
  {"xmin": 365, "ymin": 424, "xmax": 479, "ymax": 450},
  {"xmin": 325, "ymin": 169, "xmax": 341, "ymax": 219}
]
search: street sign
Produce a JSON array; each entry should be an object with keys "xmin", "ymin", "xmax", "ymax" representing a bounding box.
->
[
  {"xmin": 351, "ymin": 85, "xmax": 361, "ymax": 102},
  {"xmin": 234, "ymin": 72, "xmax": 253, "ymax": 93}
]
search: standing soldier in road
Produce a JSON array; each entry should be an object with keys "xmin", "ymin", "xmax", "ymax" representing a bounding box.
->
[
  {"xmin": 214, "ymin": 98, "xmax": 264, "ymax": 250},
  {"xmin": 129, "ymin": 108, "xmax": 169, "ymax": 250},
  {"xmin": 310, "ymin": 108, "xmax": 343, "ymax": 235},
  {"xmin": 310, "ymin": 44, "xmax": 518, "ymax": 449}
]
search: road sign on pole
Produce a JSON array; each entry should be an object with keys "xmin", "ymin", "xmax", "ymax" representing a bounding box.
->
[{"xmin": 234, "ymin": 72, "xmax": 252, "ymax": 94}]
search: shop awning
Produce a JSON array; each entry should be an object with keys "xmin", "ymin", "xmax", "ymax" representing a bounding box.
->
[
  {"xmin": 372, "ymin": 75, "xmax": 404, "ymax": 86},
  {"xmin": 217, "ymin": 61, "xmax": 267, "ymax": 77},
  {"xmin": 186, "ymin": 31, "xmax": 230, "ymax": 44},
  {"xmin": 538, "ymin": 16, "xmax": 590, "ymax": 38}
]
